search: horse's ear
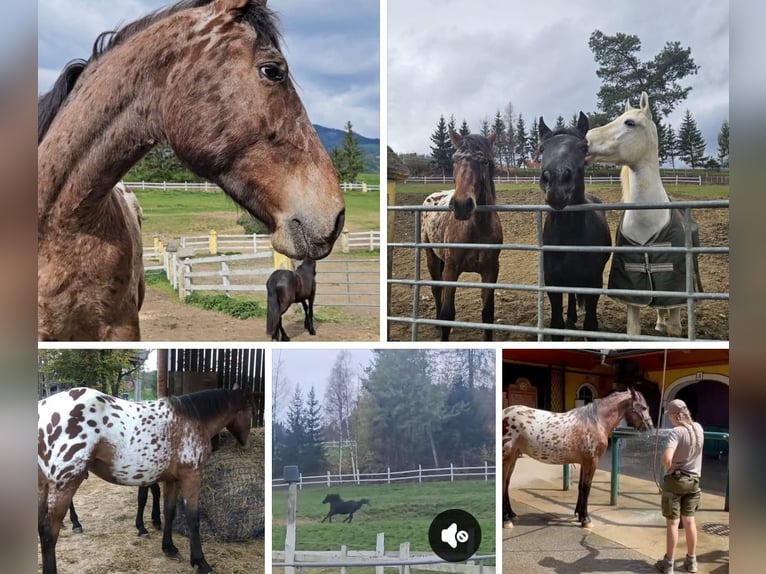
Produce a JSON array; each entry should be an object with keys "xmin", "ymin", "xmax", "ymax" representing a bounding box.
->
[
  {"xmin": 538, "ymin": 116, "xmax": 551, "ymax": 140},
  {"xmin": 449, "ymin": 128, "xmax": 462, "ymax": 148},
  {"xmin": 624, "ymin": 98, "xmax": 633, "ymax": 113},
  {"xmin": 639, "ymin": 92, "xmax": 652, "ymax": 119},
  {"xmin": 629, "ymin": 387, "xmax": 637, "ymax": 399},
  {"xmin": 576, "ymin": 111, "xmax": 589, "ymax": 135},
  {"xmin": 487, "ymin": 131, "xmax": 497, "ymax": 147}
]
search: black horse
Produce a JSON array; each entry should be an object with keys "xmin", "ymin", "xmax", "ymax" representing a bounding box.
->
[
  {"xmin": 266, "ymin": 259, "xmax": 317, "ymax": 341},
  {"xmin": 538, "ymin": 112, "xmax": 611, "ymax": 340},
  {"xmin": 68, "ymin": 483, "xmax": 161, "ymax": 536},
  {"xmin": 321, "ymin": 494, "xmax": 370, "ymax": 523}
]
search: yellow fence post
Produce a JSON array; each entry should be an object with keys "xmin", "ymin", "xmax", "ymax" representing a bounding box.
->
[
  {"xmin": 362, "ymin": 182, "xmax": 368, "ymax": 193},
  {"xmin": 272, "ymin": 250, "xmax": 295, "ymax": 271},
  {"xmin": 341, "ymin": 228, "xmax": 350, "ymax": 254},
  {"xmin": 209, "ymin": 230, "xmax": 218, "ymax": 255}
]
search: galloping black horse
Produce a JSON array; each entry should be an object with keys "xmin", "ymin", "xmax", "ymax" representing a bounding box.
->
[
  {"xmin": 266, "ymin": 259, "xmax": 317, "ymax": 341},
  {"xmin": 321, "ymin": 494, "xmax": 370, "ymax": 523},
  {"xmin": 538, "ymin": 112, "xmax": 611, "ymax": 340}
]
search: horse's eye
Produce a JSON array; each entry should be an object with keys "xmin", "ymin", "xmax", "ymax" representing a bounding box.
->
[
  {"xmin": 625, "ymin": 119, "xmax": 636, "ymax": 127},
  {"xmin": 258, "ymin": 63, "xmax": 286, "ymax": 82}
]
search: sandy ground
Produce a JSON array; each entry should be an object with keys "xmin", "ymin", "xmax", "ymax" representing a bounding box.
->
[
  {"xmin": 389, "ymin": 187, "xmax": 729, "ymax": 342},
  {"xmin": 139, "ymin": 286, "xmax": 380, "ymax": 342},
  {"xmin": 37, "ymin": 477, "xmax": 264, "ymax": 574}
]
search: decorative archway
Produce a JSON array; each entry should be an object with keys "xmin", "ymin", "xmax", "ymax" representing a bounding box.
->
[
  {"xmin": 660, "ymin": 373, "xmax": 729, "ymax": 428},
  {"xmin": 575, "ymin": 382, "xmax": 597, "ymax": 407}
]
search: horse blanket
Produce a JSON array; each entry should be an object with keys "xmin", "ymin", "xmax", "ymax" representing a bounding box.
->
[{"xmin": 608, "ymin": 209, "xmax": 702, "ymax": 308}]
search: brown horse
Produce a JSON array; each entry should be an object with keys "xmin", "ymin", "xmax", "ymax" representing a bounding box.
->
[
  {"xmin": 37, "ymin": 0, "xmax": 345, "ymax": 341},
  {"xmin": 37, "ymin": 387, "xmax": 253, "ymax": 574},
  {"xmin": 421, "ymin": 130, "xmax": 503, "ymax": 340},
  {"xmin": 266, "ymin": 259, "xmax": 316, "ymax": 341},
  {"xmin": 501, "ymin": 389, "xmax": 653, "ymax": 529}
]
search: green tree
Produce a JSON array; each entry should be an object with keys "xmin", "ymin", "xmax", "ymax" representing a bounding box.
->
[
  {"xmin": 491, "ymin": 110, "xmax": 507, "ymax": 168},
  {"xmin": 717, "ymin": 120, "xmax": 729, "ymax": 168},
  {"xmin": 279, "ymin": 386, "xmax": 306, "ymax": 467},
  {"xmin": 588, "ymin": 30, "xmax": 699, "ymax": 121},
  {"xmin": 528, "ymin": 118, "xmax": 540, "ymax": 163},
  {"xmin": 657, "ymin": 122, "xmax": 677, "ymax": 167},
  {"xmin": 430, "ymin": 115, "xmax": 452, "ymax": 175},
  {"xmin": 515, "ymin": 114, "xmax": 529, "ymax": 165},
  {"xmin": 38, "ymin": 349, "xmax": 147, "ymax": 397},
  {"xmin": 330, "ymin": 120, "xmax": 365, "ymax": 183},
  {"xmin": 459, "ymin": 119, "xmax": 471, "ymax": 136},
  {"xmin": 302, "ymin": 387, "xmax": 328, "ymax": 474},
  {"xmin": 126, "ymin": 147, "xmax": 202, "ymax": 183},
  {"xmin": 554, "ymin": 115, "xmax": 566, "ymax": 129},
  {"xmin": 677, "ymin": 109, "xmax": 707, "ymax": 168},
  {"xmin": 479, "ymin": 118, "xmax": 491, "ymax": 137}
]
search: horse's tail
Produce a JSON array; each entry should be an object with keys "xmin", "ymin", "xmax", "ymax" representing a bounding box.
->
[{"xmin": 266, "ymin": 277, "xmax": 280, "ymax": 337}]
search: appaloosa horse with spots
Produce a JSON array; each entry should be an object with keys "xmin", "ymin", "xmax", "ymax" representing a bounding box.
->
[
  {"xmin": 38, "ymin": 387, "xmax": 253, "ymax": 574},
  {"xmin": 421, "ymin": 131, "xmax": 503, "ymax": 341},
  {"xmin": 38, "ymin": 0, "xmax": 345, "ymax": 341},
  {"xmin": 502, "ymin": 389, "xmax": 653, "ymax": 529}
]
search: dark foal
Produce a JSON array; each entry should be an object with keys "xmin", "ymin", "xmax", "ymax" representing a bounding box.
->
[
  {"xmin": 321, "ymin": 494, "xmax": 370, "ymax": 523},
  {"xmin": 538, "ymin": 112, "xmax": 611, "ymax": 340},
  {"xmin": 266, "ymin": 259, "xmax": 317, "ymax": 341}
]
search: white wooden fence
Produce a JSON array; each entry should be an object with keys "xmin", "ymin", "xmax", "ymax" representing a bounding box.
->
[
  {"xmin": 272, "ymin": 463, "xmax": 495, "ymax": 488},
  {"xmin": 403, "ymin": 175, "xmax": 705, "ymax": 185},
  {"xmin": 124, "ymin": 180, "xmax": 381, "ymax": 192},
  {"xmin": 273, "ymin": 533, "xmax": 495, "ymax": 573}
]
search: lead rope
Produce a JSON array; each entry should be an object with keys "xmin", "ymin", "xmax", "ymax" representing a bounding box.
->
[{"xmin": 651, "ymin": 348, "xmax": 669, "ymax": 493}]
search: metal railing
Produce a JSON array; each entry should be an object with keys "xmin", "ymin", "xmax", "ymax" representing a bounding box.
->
[{"xmin": 387, "ymin": 200, "xmax": 729, "ymax": 341}]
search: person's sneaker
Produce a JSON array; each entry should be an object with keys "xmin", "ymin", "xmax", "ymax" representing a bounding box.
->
[
  {"xmin": 655, "ymin": 556, "xmax": 674, "ymax": 574},
  {"xmin": 684, "ymin": 555, "xmax": 698, "ymax": 573}
]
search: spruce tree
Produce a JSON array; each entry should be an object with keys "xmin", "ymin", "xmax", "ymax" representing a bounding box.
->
[
  {"xmin": 515, "ymin": 114, "xmax": 528, "ymax": 165},
  {"xmin": 430, "ymin": 115, "xmax": 452, "ymax": 175},
  {"xmin": 528, "ymin": 118, "xmax": 540, "ymax": 163},
  {"xmin": 491, "ymin": 111, "xmax": 507, "ymax": 168},
  {"xmin": 302, "ymin": 387, "xmax": 327, "ymax": 474},
  {"xmin": 330, "ymin": 120, "xmax": 364, "ymax": 183},
  {"xmin": 459, "ymin": 119, "xmax": 471, "ymax": 136},
  {"xmin": 717, "ymin": 120, "xmax": 729, "ymax": 168},
  {"xmin": 554, "ymin": 115, "xmax": 566, "ymax": 129},
  {"xmin": 677, "ymin": 109, "xmax": 706, "ymax": 167}
]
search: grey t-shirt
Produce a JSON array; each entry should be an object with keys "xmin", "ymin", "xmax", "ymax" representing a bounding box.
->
[{"xmin": 666, "ymin": 422, "xmax": 704, "ymax": 476}]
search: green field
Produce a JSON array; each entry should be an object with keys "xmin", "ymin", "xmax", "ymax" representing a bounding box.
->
[
  {"xmin": 135, "ymin": 176, "xmax": 381, "ymax": 242},
  {"xmin": 391, "ymin": 181, "xmax": 729, "ymax": 200},
  {"xmin": 271, "ymin": 480, "xmax": 495, "ymax": 558}
]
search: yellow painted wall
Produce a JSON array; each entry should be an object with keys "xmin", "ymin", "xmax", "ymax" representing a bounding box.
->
[
  {"xmin": 563, "ymin": 371, "xmax": 611, "ymax": 411},
  {"xmin": 645, "ymin": 364, "xmax": 729, "ymax": 390}
]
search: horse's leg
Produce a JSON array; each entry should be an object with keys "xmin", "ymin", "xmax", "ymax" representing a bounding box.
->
[
  {"xmin": 347, "ymin": 512, "xmax": 354, "ymax": 523},
  {"xmin": 161, "ymin": 480, "xmax": 180, "ymax": 558},
  {"xmin": 150, "ymin": 483, "xmax": 162, "ymax": 529},
  {"xmin": 69, "ymin": 501, "xmax": 83, "ymax": 533},
  {"xmin": 548, "ymin": 292, "xmax": 565, "ymax": 341},
  {"xmin": 565, "ymin": 293, "xmax": 578, "ymax": 331},
  {"xmin": 439, "ymin": 264, "xmax": 460, "ymax": 341},
  {"xmin": 321, "ymin": 511, "xmax": 331, "ymax": 523},
  {"xmin": 40, "ymin": 475, "xmax": 85, "ymax": 574},
  {"xmin": 136, "ymin": 486, "xmax": 150, "ymax": 537},
  {"xmin": 425, "ymin": 249, "xmax": 444, "ymax": 334},
  {"xmin": 179, "ymin": 475, "xmax": 212, "ymax": 574},
  {"xmin": 480, "ymin": 257, "xmax": 499, "ymax": 341},
  {"xmin": 577, "ymin": 460, "xmax": 597, "ymax": 528},
  {"xmin": 582, "ymin": 294, "xmax": 600, "ymax": 337},
  {"xmin": 626, "ymin": 304, "xmax": 641, "ymax": 336},
  {"xmin": 666, "ymin": 308, "xmax": 682, "ymax": 337},
  {"xmin": 502, "ymin": 448, "xmax": 520, "ymax": 528},
  {"xmin": 654, "ymin": 308, "xmax": 668, "ymax": 334}
]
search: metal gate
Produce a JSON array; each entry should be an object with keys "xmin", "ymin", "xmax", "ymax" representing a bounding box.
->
[{"xmin": 387, "ymin": 199, "xmax": 729, "ymax": 342}]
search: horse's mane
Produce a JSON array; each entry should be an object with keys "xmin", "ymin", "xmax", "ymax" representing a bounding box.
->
[
  {"xmin": 37, "ymin": 0, "xmax": 282, "ymax": 143},
  {"xmin": 452, "ymin": 134, "xmax": 496, "ymax": 198},
  {"xmin": 168, "ymin": 388, "xmax": 250, "ymax": 422},
  {"xmin": 574, "ymin": 390, "xmax": 631, "ymax": 424}
]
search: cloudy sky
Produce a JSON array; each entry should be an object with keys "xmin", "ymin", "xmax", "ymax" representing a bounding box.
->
[
  {"xmin": 388, "ymin": 0, "xmax": 729, "ymax": 158},
  {"xmin": 37, "ymin": 0, "xmax": 380, "ymax": 138},
  {"xmin": 272, "ymin": 349, "xmax": 374, "ymax": 422}
]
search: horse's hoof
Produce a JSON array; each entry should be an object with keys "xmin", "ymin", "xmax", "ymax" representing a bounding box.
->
[
  {"xmin": 72, "ymin": 526, "xmax": 83, "ymax": 534},
  {"xmin": 309, "ymin": 329, "xmax": 316, "ymax": 335},
  {"xmin": 163, "ymin": 548, "xmax": 180, "ymax": 558},
  {"xmin": 581, "ymin": 521, "xmax": 594, "ymax": 529},
  {"xmin": 502, "ymin": 520, "xmax": 514, "ymax": 529},
  {"xmin": 139, "ymin": 532, "xmax": 150, "ymax": 539}
]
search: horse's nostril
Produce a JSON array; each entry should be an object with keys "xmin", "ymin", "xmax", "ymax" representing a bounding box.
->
[{"xmin": 333, "ymin": 209, "xmax": 345, "ymax": 239}]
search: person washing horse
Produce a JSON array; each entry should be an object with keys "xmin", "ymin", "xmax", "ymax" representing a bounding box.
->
[{"xmin": 655, "ymin": 399, "xmax": 704, "ymax": 574}]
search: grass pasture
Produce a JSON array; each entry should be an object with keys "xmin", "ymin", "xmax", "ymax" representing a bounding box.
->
[{"xmin": 271, "ymin": 479, "xmax": 495, "ymax": 560}]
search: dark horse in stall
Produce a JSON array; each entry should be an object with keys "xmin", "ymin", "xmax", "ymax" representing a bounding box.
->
[
  {"xmin": 266, "ymin": 259, "xmax": 317, "ymax": 341},
  {"xmin": 38, "ymin": 388, "xmax": 253, "ymax": 574},
  {"xmin": 538, "ymin": 112, "xmax": 612, "ymax": 340},
  {"xmin": 321, "ymin": 494, "xmax": 370, "ymax": 523},
  {"xmin": 502, "ymin": 389, "xmax": 653, "ymax": 529},
  {"xmin": 421, "ymin": 131, "xmax": 503, "ymax": 341},
  {"xmin": 67, "ymin": 483, "xmax": 162, "ymax": 536}
]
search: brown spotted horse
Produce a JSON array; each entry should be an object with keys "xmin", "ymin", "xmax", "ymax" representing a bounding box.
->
[
  {"xmin": 37, "ymin": 0, "xmax": 345, "ymax": 341},
  {"xmin": 421, "ymin": 131, "xmax": 503, "ymax": 341},
  {"xmin": 37, "ymin": 387, "xmax": 253, "ymax": 574},
  {"xmin": 502, "ymin": 388, "xmax": 653, "ymax": 529}
]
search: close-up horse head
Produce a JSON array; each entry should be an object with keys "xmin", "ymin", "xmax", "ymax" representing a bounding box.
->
[
  {"xmin": 624, "ymin": 387, "xmax": 654, "ymax": 431},
  {"xmin": 585, "ymin": 91, "xmax": 658, "ymax": 167},
  {"xmin": 538, "ymin": 112, "xmax": 589, "ymax": 210},
  {"xmin": 448, "ymin": 130, "xmax": 496, "ymax": 220}
]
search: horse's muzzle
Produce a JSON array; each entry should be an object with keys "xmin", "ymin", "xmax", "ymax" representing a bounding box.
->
[{"xmin": 450, "ymin": 196, "xmax": 476, "ymax": 220}]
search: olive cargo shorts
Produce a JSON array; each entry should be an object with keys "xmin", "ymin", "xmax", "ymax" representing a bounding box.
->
[{"xmin": 661, "ymin": 474, "xmax": 701, "ymax": 519}]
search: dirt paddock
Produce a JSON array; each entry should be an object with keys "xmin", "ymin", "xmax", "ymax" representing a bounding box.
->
[
  {"xmin": 388, "ymin": 187, "xmax": 729, "ymax": 342},
  {"xmin": 37, "ymin": 476, "xmax": 264, "ymax": 574}
]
